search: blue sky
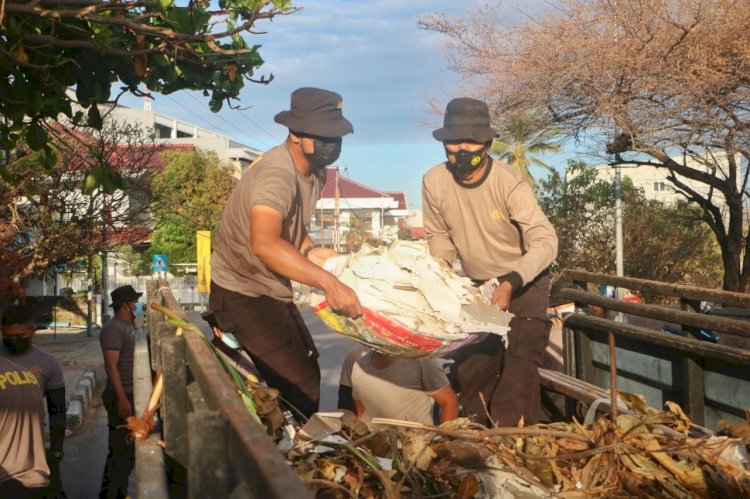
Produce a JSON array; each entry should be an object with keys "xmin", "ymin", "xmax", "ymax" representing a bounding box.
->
[{"xmin": 119, "ymin": 0, "xmax": 574, "ymax": 210}]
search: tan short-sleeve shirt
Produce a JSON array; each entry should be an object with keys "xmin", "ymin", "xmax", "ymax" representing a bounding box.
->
[{"xmin": 211, "ymin": 143, "xmax": 323, "ymax": 301}]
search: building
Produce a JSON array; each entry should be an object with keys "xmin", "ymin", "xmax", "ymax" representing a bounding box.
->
[
  {"xmin": 310, "ymin": 167, "xmax": 410, "ymax": 250},
  {"xmin": 103, "ymin": 105, "xmax": 262, "ymax": 177},
  {"xmin": 589, "ymin": 153, "xmax": 740, "ymax": 207}
]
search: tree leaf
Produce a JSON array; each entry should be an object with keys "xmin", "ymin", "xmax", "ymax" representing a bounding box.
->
[
  {"xmin": 26, "ymin": 123, "xmax": 48, "ymax": 151},
  {"xmin": 87, "ymin": 105, "xmax": 102, "ymax": 129}
]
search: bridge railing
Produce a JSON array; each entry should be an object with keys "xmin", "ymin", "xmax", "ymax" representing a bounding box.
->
[
  {"xmin": 549, "ymin": 270, "xmax": 750, "ymax": 428},
  {"xmin": 134, "ymin": 280, "xmax": 309, "ymax": 498}
]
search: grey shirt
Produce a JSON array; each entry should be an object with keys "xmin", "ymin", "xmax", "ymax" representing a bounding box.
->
[
  {"xmin": 100, "ymin": 318, "xmax": 135, "ymax": 394},
  {"xmin": 0, "ymin": 345, "xmax": 65, "ymax": 395},
  {"xmin": 211, "ymin": 142, "xmax": 323, "ymax": 301}
]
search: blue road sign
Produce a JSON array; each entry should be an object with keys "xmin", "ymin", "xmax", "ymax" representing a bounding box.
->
[{"xmin": 152, "ymin": 254, "xmax": 168, "ymax": 272}]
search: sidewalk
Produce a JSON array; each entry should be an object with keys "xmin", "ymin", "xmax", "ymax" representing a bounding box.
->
[{"xmin": 34, "ymin": 326, "xmax": 105, "ymax": 429}]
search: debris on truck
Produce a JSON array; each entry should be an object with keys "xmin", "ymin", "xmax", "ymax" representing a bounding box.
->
[
  {"xmin": 276, "ymin": 399, "xmax": 750, "ymax": 498},
  {"xmin": 310, "ymin": 241, "xmax": 513, "ymax": 358}
]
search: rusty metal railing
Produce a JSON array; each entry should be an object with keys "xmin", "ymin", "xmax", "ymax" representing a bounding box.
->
[
  {"xmin": 549, "ymin": 270, "xmax": 750, "ymax": 428},
  {"xmin": 136, "ymin": 280, "xmax": 309, "ymax": 498}
]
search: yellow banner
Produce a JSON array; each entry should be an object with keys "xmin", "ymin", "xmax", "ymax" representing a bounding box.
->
[{"xmin": 196, "ymin": 231, "xmax": 211, "ymax": 294}]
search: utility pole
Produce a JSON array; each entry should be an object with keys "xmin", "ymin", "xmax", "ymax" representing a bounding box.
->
[
  {"xmin": 613, "ymin": 158, "xmax": 626, "ymax": 329},
  {"xmin": 334, "ymin": 167, "xmax": 340, "ymax": 252},
  {"xmin": 86, "ymin": 256, "xmax": 93, "ymax": 337}
]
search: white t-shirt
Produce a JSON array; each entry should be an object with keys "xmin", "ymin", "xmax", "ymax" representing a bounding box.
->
[{"xmin": 351, "ymin": 351, "xmax": 449, "ymax": 425}]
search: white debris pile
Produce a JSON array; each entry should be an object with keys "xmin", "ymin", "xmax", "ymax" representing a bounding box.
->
[{"xmin": 310, "ymin": 241, "xmax": 512, "ymax": 358}]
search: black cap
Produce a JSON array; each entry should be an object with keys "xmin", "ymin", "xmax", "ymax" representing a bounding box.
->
[
  {"xmin": 433, "ymin": 98, "xmax": 498, "ymax": 143},
  {"xmin": 274, "ymin": 87, "xmax": 354, "ymax": 137},
  {"xmin": 110, "ymin": 285, "xmax": 143, "ymax": 307},
  {"xmin": 1, "ymin": 304, "xmax": 34, "ymax": 326}
]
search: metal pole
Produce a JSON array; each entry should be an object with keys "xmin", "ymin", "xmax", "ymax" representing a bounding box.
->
[
  {"xmin": 614, "ymin": 164, "xmax": 625, "ymax": 318},
  {"xmin": 101, "ymin": 250, "xmax": 108, "ymax": 322},
  {"xmin": 86, "ymin": 257, "xmax": 93, "ymax": 337},
  {"xmin": 334, "ymin": 168, "xmax": 340, "ymax": 252}
]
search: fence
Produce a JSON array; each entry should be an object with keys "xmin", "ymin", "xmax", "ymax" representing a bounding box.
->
[
  {"xmin": 134, "ymin": 280, "xmax": 308, "ymax": 498},
  {"xmin": 59, "ymin": 273, "xmax": 205, "ymax": 308},
  {"xmin": 550, "ymin": 269, "xmax": 750, "ymax": 428}
]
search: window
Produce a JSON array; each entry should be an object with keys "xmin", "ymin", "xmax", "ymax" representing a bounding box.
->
[{"xmin": 653, "ymin": 181, "xmax": 666, "ymax": 192}]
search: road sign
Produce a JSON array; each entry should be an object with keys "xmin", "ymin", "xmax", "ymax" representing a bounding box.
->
[{"xmin": 152, "ymin": 254, "xmax": 168, "ymax": 272}]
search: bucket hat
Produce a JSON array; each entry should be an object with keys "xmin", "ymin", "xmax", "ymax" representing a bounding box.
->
[
  {"xmin": 110, "ymin": 285, "xmax": 143, "ymax": 307},
  {"xmin": 274, "ymin": 87, "xmax": 353, "ymax": 137},
  {"xmin": 433, "ymin": 98, "xmax": 498, "ymax": 142}
]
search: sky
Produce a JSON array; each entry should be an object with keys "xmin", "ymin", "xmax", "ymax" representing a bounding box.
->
[{"xmin": 119, "ymin": 0, "xmax": 571, "ymax": 211}]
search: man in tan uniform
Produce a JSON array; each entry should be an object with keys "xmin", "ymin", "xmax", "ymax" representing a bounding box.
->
[
  {"xmin": 210, "ymin": 87, "xmax": 362, "ymax": 419},
  {"xmin": 0, "ymin": 355, "xmax": 50, "ymax": 498},
  {"xmin": 422, "ymin": 98, "xmax": 558, "ymax": 427}
]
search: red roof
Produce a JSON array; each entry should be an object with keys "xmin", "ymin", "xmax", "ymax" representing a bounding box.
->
[
  {"xmin": 321, "ymin": 168, "xmax": 408, "ymax": 206},
  {"xmin": 385, "ymin": 191, "xmax": 407, "ymax": 210},
  {"xmin": 50, "ymin": 124, "xmax": 194, "ymax": 173},
  {"xmin": 106, "ymin": 226, "xmax": 153, "ymax": 245}
]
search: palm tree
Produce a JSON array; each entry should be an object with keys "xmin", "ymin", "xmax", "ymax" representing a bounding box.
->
[{"xmin": 491, "ymin": 111, "xmax": 562, "ymax": 191}]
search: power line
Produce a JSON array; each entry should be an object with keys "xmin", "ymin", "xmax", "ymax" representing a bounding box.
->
[
  {"xmin": 179, "ymin": 91, "xmax": 276, "ymax": 149},
  {"xmin": 233, "ymin": 105, "xmax": 281, "ymax": 145},
  {"xmin": 160, "ymin": 93, "xmax": 237, "ymax": 139}
]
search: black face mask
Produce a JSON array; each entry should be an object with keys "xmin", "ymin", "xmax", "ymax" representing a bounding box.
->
[
  {"xmin": 3, "ymin": 337, "xmax": 31, "ymax": 355},
  {"xmin": 445, "ymin": 144, "xmax": 490, "ymax": 178},
  {"xmin": 305, "ymin": 137, "xmax": 342, "ymax": 170}
]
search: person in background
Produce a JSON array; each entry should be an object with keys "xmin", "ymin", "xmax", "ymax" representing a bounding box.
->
[
  {"xmin": 347, "ymin": 347, "xmax": 458, "ymax": 426},
  {"xmin": 337, "ymin": 343, "xmax": 369, "ymax": 412},
  {"xmin": 0, "ymin": 354, "xmax": 51, "ymax": 498},
  {"xmin": 422, "ymin": 97, "xmax": 558, "ymax": 427},
  {"xmin": 0, "ymin": 304, "xmax": 67, "ymax": 498},
  {"xmin": 210, "ymin": 87, "xmax": 362, "ymax": 420},
  {"xmin": 99, "ymin": 285, "xmax": 143, "ymax": 499}
]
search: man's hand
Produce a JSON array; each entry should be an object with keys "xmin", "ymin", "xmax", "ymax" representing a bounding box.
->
[
  {"xmin": 118, "ymin": 396, "xmax": 133, "ymax": 419},
  {"xmin": 307, "ymin": 246, "xmax": 339, "ymax": 267},
  {"xmin": 323, "ymin": 277, "xmax": 362, "ymax": 318},
  {"xmin": 491, "ymin": 280, "xmax": 514, "ymax": 311}
]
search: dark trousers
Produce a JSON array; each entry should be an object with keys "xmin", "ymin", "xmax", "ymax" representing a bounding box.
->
[
  {"xmin": 449, "ymin": 272, "xmax": 551, "ymax": 427},
  {"xmin": 99, "ymin": 391, "xmax": 135, "ymax": 499},
  {"xmin": 210, "ymin": 282, "xmax": 321, "ymax": 419},
  {"xmin": 0, "ymin": 479, "xmax": 50, "ymax": 499},
  {"xmin": 44, "ymin": 448, "xmax": 67, "ymax": 498}
]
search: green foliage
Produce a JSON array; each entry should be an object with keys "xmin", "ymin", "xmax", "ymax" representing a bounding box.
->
[
  {"xmin": 539, "ymin": 160, "xmax": 722, "ymax": 287},
  {"xmin": 148, "ymin": 149, "xmax": 236, "ymax": 264},
  {"xmin": 0, "ymin": 0, "xmax": 296, "ymax": 183},
  {"xmin": 491, "ymin": 110, "xmax": 562, "ymax": 191},
  {"xmin": 114, "ymin": 244, "xmax": 151, "ymax": 276},
  {"xmin": 149, "ymin": 222, "xmax": 196, "ymax": 265}
]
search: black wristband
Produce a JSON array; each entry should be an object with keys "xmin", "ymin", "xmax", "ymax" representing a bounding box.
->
[
  {"xmin": 498, "ymin": 271, "xmax": 523, "ymax": 291},
  {"xmin": 303, "ymin": 244, "xmax": 320, "ymax": 258}
]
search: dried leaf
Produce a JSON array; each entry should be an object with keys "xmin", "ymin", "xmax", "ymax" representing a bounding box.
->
[
  {"xmin": 457, "ymin": 473, "xmax": 480, "ymax": 498},
  {"xmin": 616, "ymin": 390, "xmax": 650, "ymax": 414},
  {"xmin": 401, "ymin": 431, "xmax": 437, "ymax": 471}
]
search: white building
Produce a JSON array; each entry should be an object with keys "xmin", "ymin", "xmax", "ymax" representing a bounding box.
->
[
  {"xmin": 105, "ymin": 106, "xmax": 262, "ymax": 177},
  {"xmin": 589, "ymin": 153, "xmax": 740, "ymax": 206},
  {"xmin": 310, "ymin": 167, "xmax": 410, "ymax": 250}
]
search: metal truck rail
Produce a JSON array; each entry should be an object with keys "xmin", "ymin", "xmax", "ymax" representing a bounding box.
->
[
  {"xmin": 546, "ymin": 270, "xmax": 750, "ymax": 428},
  {"xmin": 133, "ymin": 280, "xmax": 309, "ymax": 498}
]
